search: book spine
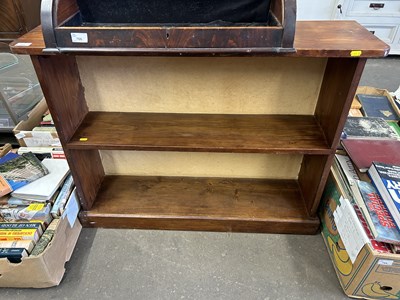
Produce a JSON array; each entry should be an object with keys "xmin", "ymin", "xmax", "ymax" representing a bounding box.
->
[
  {"xmin": 0, "ymin": 240, "xmax": 34, "ymax": 253},
  {"xmin": 30, "ymin": 219, "xmax": 59, "ymax": 256},
  {"xmin": 0, "ymin": 248, "xmax": 28, "ymax": 263},
  {"xmin": 0, "ymin": 229, "xmax": 41, "ymax": 242},
  {"xmin": 0, "ymin": 222, "xmax": 42, "ymax": 230},
  {"xmin": 51, "ymin": 175, "xmax": 74, "ymax": 218}
]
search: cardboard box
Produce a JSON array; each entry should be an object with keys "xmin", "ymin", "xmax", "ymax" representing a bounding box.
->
[
  {"xmin": 0, "ymin": 202, "xmax": 82, "ymax": 288},
  {"xmin": 321, "ymin": 173, "xmax": 400, "ymax": 300},
  {"xmin": 13, "ymin": 99, "xmax": 60, "ymax": 148},
  {"xmin": 355, "ymin": 86, "xmax": 400, "ymax": 119}
]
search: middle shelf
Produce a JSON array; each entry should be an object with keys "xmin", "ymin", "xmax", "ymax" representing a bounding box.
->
[{"xmin": 68, "ymin": 112, "xmax": 331, "ymax": 153}]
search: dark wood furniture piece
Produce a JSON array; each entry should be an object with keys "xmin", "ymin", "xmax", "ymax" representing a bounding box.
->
[
  {"xmin": 0, "ymin": 0, "xmax": 41, "ymax": 43},
  {"xmin": 10, "ymin": 21, "xmax": 389, "ymax": 234},
  {"xmin": 40, "ymin": 0, "xmax": 296, "ymax": 52}
]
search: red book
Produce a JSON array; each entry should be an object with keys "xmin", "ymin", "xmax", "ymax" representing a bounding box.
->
[{"xmin": 341, "ymin": 139, "xmax": 400, "ymax": 172}]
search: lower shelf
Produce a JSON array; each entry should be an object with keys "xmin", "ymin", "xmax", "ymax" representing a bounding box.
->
[{"xmin": 80, "ymin": 175, "xmax": 320, "ymax": 234}]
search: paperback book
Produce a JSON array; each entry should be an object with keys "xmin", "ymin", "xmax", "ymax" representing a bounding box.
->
[
  {"xmin": 11, "ymin": 159, "xmax": 70, "ymax": 202},
  {"xmin": 368, "ymin": 162, "xmax": 400, "ymax": 230},
  {"xmin": 0, "ymin": 153, "xmax": 49, "ymax": 197},
  {"xmin": 0, "ymin": 222, "xmax": 43, "ymax": 242},
  {"xmin": 0, "ymin": 248, "xmax": 28, "ymax": 263}
]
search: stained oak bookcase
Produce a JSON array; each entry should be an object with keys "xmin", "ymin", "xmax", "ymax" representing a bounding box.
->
[{"xmin": 11, "ymin": 21, "xmax": 388, "ymax": 234}]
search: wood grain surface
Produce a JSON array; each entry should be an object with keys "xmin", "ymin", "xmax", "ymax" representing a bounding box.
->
[
  {"xmin": 68, "ymin": 112, "xmax": 330, "ymax": 154},
  {"xmin": 10, "ymin": 21, "xmax": 389, "ymax": 57},
  {"xmin": 81, "ymin": 175, "xmax": 319, "ymax": 233}
]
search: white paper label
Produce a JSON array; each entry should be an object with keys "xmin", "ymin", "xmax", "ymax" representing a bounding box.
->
[
  {"xmin": 31, "ymin": 131, "xmax": 53, "ymax": 139},
  {"xmin": 71, "ymin": 32, "xmax": 88, "ymax": 43},
  {"xmin": 333, "ymin": 197, "xmax": 370, "ymax": 263},
  {"xmin": 378, "ymin": 259, "xmax": 394, "ymax": 266},
  {"xmin": 15, "ymin": 132, "xmax": 25, "ymax": 139},
  {"xmin": 62, "ymin": 190, "xmax": 80, "ymax": 228},
  {"xmin": 24, "ymin": 137, "xmax": 60, "ymax": 147},
  {"xmin": 15, "ymin": 42, "xmax": 32, "ymax": 47}
]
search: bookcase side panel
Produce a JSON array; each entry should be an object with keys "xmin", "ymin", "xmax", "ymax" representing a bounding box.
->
[
  {"xmin": 298, "ymin": 154, "xmax": 335, "ymax": 216},
  {"xmin": 31, "ymin": 55, "xmax": 87, "ymax": 141},
  {"xmin": 315, "ymin": 57, "xmax": 367, "ymax": 147},
  {"xmin": 31, "ymin": 55, "xmax": 104, "ymax": 210}
]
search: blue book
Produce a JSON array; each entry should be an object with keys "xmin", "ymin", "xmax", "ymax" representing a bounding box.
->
[
  {"xmin": 0, "ymin": 152, "xmax": 19, "ymax": 165},
  {"xmin": 357, "ymin": 94, "xmax": 399, "ymax": 121},
  {"xmin": 368, "ymin": 162, "xmax": 400, "ymax": 230},
  {"xmin": 0, "ymin": 248, "xmax": 28, "ymax": 263}
]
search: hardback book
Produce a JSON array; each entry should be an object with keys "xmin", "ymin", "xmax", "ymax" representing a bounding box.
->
[
  {"xmin": 368, "ymin": 162, "xmax": 400, "ymax": 230},
  {"xmin": 357, "ymin": 94, "xmax": 399, "ymax": 121},
  {"xmin": 51, "ymin": 174, "xmax": 74, "ymax": 218},
  {"xmin": 342, "ymin": 117, "xmax": 398, "ymax": 140},
  {"xmin": 0, "ymin": 248, "xmax": 28, "ymax": 263},
  {"xmin": 0, "ymin": 222, "xmax": 43, "ymax": 242},
  {"xmin": 0, "ymin": 153, "xmax": 49, "ymax": 197},
  {"xmin": 342, "ymin": 139, "xmax": 400, "ymax": 172},
  {"xmin": 11, "ymin": 159, "xmax": 70, "ymax": 202},
  {"xmin": 0, "ymin": 240, "xmax": 34, "ymax": 253},
  {"xmin": 357, "ymin": 180, "xmax": 400, "ymax": 244},
  {"xmin": 31, "ymin": 218, "xmax": 59, "ymax": 256}
]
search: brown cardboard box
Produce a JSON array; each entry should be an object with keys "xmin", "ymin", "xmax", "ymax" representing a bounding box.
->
[
  {"xmin": 13, "ymin": 99, "xmax": 59, "ymax": 147},
  {"xmin": 321, "ymin": 173, "xmax": 400, "ymax": 299},
  {"xmin": 0, "ymin": 207, "xmax": 82, "ymax": 288}
]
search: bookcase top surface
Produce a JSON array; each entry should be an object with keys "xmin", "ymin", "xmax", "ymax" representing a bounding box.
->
[{"xmin": 10, "ymin": 21, "xmax": 389, "ymax": 57}]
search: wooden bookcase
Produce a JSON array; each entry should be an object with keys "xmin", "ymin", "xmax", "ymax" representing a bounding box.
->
[{"xmin": 11, "ymin": 21, "xmax": 389, "ymax": 234}]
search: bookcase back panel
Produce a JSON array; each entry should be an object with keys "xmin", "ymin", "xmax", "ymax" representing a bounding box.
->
[
  {"xmin": 78, "ymin": 57, "xmax": 327, "ymax": 115},
  {"xmin": 99, "ymin": 150, "xmax": 303, "ymax": 179}
]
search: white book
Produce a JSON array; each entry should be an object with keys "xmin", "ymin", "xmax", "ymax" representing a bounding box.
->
[{"xmin": 11, "ymin": 159, "xmax": 70, "ymax": 201}]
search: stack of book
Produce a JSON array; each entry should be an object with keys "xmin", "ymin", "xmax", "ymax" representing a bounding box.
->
[
  {"xmin": 16, "ymin": 110, "xmax": 65, "ymax": 159},
  {"xmin": 335, "ymin": 91, "xmax": 400, "ymax": 254},
  {"xmin": 0, "ymin": 150, "xmax": 75, "ymax": 262}
]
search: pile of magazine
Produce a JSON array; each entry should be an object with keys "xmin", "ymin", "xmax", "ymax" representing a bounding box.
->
[
  {"xmin": 335, "ymin": 91, "xmax": 400, "ymax": 254},
  {"xmin": 0, "ymin": 150, "xmax": 75, "ymax": 262}
]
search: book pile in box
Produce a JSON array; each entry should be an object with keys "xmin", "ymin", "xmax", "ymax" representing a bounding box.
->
[
  {"xmin": 320, "ymin": 88, "xmax": 400, "ymax": 298},
  {"xmin": 0, "ymin": 149, "xmax": 76, "ymax": 263},
  {"xmin": 13, "ymin": 101, "xmax": 65, "ymax": 159}
]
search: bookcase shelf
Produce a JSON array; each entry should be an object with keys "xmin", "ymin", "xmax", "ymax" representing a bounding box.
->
[
  {"xmin": 11, "ymin": 21, "xmax": 389, "ymax": 234},
  {"xmin": 67, "ymin": 112, "xmax": 331, "ymax": 154},
  {"xmin": 80, "ymin": 175, "xmax": 319, "ymax": 233}
]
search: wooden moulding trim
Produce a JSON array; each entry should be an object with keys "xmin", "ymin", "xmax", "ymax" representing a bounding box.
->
[
  {"xmin": 282, "ymin": 0, "xmax": 296, "ymax": 48},
  {"xmin": 57, "ymin": 26, "xmax": 284, "ymax": 30}
]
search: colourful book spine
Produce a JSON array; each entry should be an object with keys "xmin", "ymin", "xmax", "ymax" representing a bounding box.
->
[
  {"xmin": 0, "ymin": 222, "xmax": 43, "ymax": 242},
  {"xmin": 357, "ymin": 181, "xmax": 400, "ymax": 244},
  {"xmin": 51, "ymin": 174, "xmax": 74, "ymax": 218},
  {"xmin": 0, "ymin": 248, "xmax": 28, "ymax": 263},
  {"xmin": 0, "ymin": 240, "xmax": 34, "ymax": 253}
]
